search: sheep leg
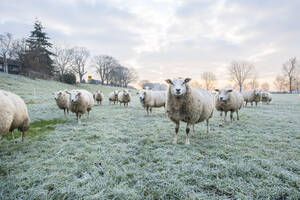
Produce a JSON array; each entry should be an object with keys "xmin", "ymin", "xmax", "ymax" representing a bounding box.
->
[
  {"xmin": 224, "ymin": 112, "xmax": 228, "ymax": 122},
  {"xmin": 64, "ymin": 108, "xmax": 66, "ymax": 116},
  {"xmin": 219, "ymin": 112, "xmax": 223, "ymax": 126},
  {"xmin": 22, "ymin": 131, "xmax": 25, "ymax": 142},
  {"xmin": 87, "ymin": 111, "xmax": 90, "ymax": 119},
  {"xmin": 230, "ymin": 111, "xmax": 233, "ymax": 122},
  {"xmin": 185, "ymin": 123, "xmax": 191, "ymax": 145},
  {"xmin": 192, "ymin": 124, "xmax": 195, "ymax": 133},
  {"xmin": 173, "ymin": 122, "xmax": 179, "ymax": 144},
  {"xmin": 206, "ymin": 120, "xmax": 209, "ymax": 133},
  {"xmin": 236, "ymin": 110, "xmax": 240, "ymax": 120},
  {"xmin": 255, "ymin": 101, "xmax": 258, "ymax": 106},
  {"xmin": 146, "ymin": 107, "xmax": 149, "ymax": 115}
]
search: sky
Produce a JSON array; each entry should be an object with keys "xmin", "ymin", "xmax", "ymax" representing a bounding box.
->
[{"xmin": 1, "ymin": 0, "xmax": 300, "ymax": 88}]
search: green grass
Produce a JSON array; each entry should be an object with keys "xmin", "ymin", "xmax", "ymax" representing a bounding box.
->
[{"xmin": 0, "ymin": 72, "xmax": 300, "ymax": 199}]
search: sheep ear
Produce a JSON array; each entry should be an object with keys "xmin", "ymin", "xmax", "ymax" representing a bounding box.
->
[
  {"xmin": 184, "ymin": 78, "xmax": 191, "ymax": 83},
  {"xmin": 215, "ymin": 89, "xmax": 219, "ymax": 92},
  {"xmin": 227, "ymin": 89, "xmax": 233, "ymax": 93},
  {"xmin": 65, "ymin": 91, "xmax": 70, "ymax": 94},
  {"xmin": 165, "ymin": 79, "xmax": 173, "ymax": 85},
  {"xmin": 78, "ymin": 92, "xmax": 82, "ymax": 96}
]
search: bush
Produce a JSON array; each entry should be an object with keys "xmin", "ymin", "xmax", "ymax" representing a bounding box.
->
[{"xmin": 60, "ymin": 72, "xmax": 76, "ymax": 84}]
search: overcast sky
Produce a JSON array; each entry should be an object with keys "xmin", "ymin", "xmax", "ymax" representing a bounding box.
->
[{"xmin": 1, "ymin": 0, "xmax": 299, "ymax": 86}]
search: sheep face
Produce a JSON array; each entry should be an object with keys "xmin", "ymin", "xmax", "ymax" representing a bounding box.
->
[
  {"xmin": 215, "ymin": 88, "xmax": 233, "ymax": 102},
  {"xmin": 70, "ymin": 91, "xmax": 81, "ymax": 103},
  {"xmin": 166, "ymin": 78, "xmax": 191, "ymax": 97},
  {"xmin": 54, "ymin": 91, "xmax": 63, "ymax": 100},
  {"xmin": 139, "ymin": 90, "xmax": 146, "ymax": 102}
]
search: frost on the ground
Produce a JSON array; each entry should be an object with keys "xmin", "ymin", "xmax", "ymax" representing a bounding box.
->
[{"xmin": 0, "ymin": 72, "xmax": 299, "ymax": 199}]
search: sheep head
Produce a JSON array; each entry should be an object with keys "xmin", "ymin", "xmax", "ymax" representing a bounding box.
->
[{"xmin": 165, "ymin": 77, "xmax": 191, "ymax": 97}]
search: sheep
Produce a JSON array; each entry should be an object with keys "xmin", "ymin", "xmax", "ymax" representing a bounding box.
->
[
  {"xmin": 0, "ymin": 90, "xmax": 30, "ymax": 142},
  {"xmin": 261, "ymin": 91, "xmax": 272, "ymax": 104},
  {"xmin": 118, "ymin": 90, "xmax": 131, "ymax": 107},
  {"xmin": 242, "ymin": 89, "xmax": 261, "ymax": 106},
  {"xmin": 67, "ymin": 89, "xmax": 94, "ymax": 123},
  {"xmin": 215, "ymin": 88, "xmax": 244, "ymax": 125},
  {"xmin": 165, "ymin": 78, "xmax": 214, "ymax": 145},
  {"xmin": 138, "ymin": 90, "xmax": 166, "ymax": 114},
  {"xmin": 54, "ymin": 90, "xmax": 71, "ymax": 116},
  {"xmin": 108, "ymin": 90, "xmax": 119, "ymax": 104},
  {"xmin": 93, "ymin": 91, "xmax": 104, "ymax": 105}
]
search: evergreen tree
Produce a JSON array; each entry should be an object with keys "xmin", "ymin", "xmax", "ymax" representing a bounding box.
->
[{"xmin": 24, "ymin": 20, "xmax": 55, "ymax": 76}]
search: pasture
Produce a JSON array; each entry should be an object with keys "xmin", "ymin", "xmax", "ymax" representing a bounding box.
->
[{"xmin": 0, "ymin": 72, "xmax": 299, "ymax": 199}]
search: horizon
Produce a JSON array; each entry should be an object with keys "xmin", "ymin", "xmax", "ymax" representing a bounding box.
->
[{"xmin": 1, "ymin": 0, "xmax": 300, "ymax": 89}]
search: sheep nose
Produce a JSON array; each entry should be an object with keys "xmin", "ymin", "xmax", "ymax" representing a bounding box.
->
[
  {"xmin": 220, "ymin": 97, "xmax": 223, "ymax": 100},
  {"xmin": 176, "ymin": 89, "xmax": 181, "ymax": 93}
]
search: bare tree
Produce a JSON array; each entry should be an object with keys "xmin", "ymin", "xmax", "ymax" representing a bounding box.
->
[
  {"xmin": 72, "ymin": 47, "xmax": 89, "ymax": 83},
  {"xmin": 93, "ymin": 55, "xmax": 117, "ymax": 85},
  {"xmin": 53, "ymin": 44, "xmax": 74, "ymax": 76},
  {"xmin": 261, "ymin": 82, "xmax": 270, "ymax": 91},
  {"xmin": 273, "ymin": 75, "xmax": 287, "ymax": 92},
  {"xmin": 0, "ymin": 33, "xmax": 14, "ymax": 73},
  {"xmin": 11, "ymin": 38, "xmax": 27, "ymax": 71},
  {"xmin": 282, "ymin": 57, "xmax": 298, "ymax": 93},
  {"xmin": 247, "ymin": 71, "xmax": 259, "ymax": 90},
  {"xmin": 190, "ymin": 80, "xmax": 202, "ymax": 88},
  {"xmin": 228, "ymin": 60, "xmax": 254, "ymax": 92},
  {"xmin": 201, "ymin": 71, "xmax": 216, "ymax": 91}
]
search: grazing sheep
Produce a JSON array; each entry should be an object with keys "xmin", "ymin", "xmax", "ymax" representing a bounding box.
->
[
  {"xmin": 68, "ymin": 89, "xmax": 94, "ymax": 123},
  {"xmin": 108, "ymin": 90, "xmax": 119, "ymax": 104},
  {"xmin": 242, "ymin": 89, "xmax": 261, "ymax": 106},
  {"xmin": 165, "ymin": 78, "xmax": 214, "ymax": 145},
  {"xmin": 118, "ymin": 90, "xmax": 131, "ymax": 107},
  {"xmin": 215, "ymin": 88, "xmax": 244, "ymax": 125},
  {"xmin": 93, "ymin": 91, "xmax": 104, "ymax": 105},
  {"xmin": 0, "ymin": 90, "xmax": 30, "ymax": 142},
  {"xmin": 138, "ymin": 90, "xmax": 166, "ymax": 114},
  {"xmin": 261, "ymin": 91, "xmax": 272, "ymax": 104},
  {"xmin": 54, "ymin": 90, "xmax": 71, "ymax": 116}
]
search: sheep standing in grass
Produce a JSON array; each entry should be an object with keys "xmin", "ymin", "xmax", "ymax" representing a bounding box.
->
[
  {"xmin": 242, "ymin": 89, "xmax": 261, "ymax": 106},
  {"xmin": 139, "ymin": 90, "xmax": 166, "ymax": 114},
  {"xmin": 261, "ymin": 91, "xmax": 272, "ymax": 104},
  {"xmin": 165, "ymin": 78, "xmax": 214, "ymax": 145},
  {"xmin": 215, "ymin": 88, "xmax": 244, "ymax": 125},
  {"xmin": 118, "ymin": 90, "xmax": 131, "ymax": 107},
  {"xmin": 0, "ymin": 90, "xmax": 30, "ymax": 142},
  {"xmin": 93, "ymin": 91, "xmax": 104, "ymax": 105},
  {"xmin": 108, "ymin": 90, "xmax": 119, "ymax": 104},
  {"xmin": 54, "ymin": 90, "xmax": 71, "ymax": 116},
  {"xmin": 68, "ymin": 89, "xmax": 94, "ymax": 123}
]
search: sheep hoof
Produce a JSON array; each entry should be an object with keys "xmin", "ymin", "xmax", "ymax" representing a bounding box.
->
[{"xmin": 219, "ymin": 123, "xmax": 223, "ymax": 127}]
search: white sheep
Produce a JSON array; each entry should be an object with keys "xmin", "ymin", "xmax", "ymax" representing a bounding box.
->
[
  {"xmin": 242, "ymin": 89, "xmax": 261, "ymax": 106},
  {"xmin": 165, "ymin": 78, "xmax": 214, "ymax": 145},
  {"xmin": 0, "ymin": 90, "xmax": 30, "ymax": 142},
  {"xmin": 261, "ymin": 91, "xmax": 272, "ymax": 104},
  {"xmin": 54, "ymin": 90, "xmax": 71, "ymax": 116},
  {"xmin": 93, "ymin": 91, "xmax": 104, "ymax": 105},
  {"xmin": 108, "ymin": 90, "xmax": 119, "ymax": 104},
  {"xmin": 215, "ymin": 88, "xmax": 244, "ymax": 125},
  {"xmin": 138, "ymin": 90, "xmax": 166, "ymax": 114},
  {"xmin": 118, "ymin": 90, "xmax": 131, "ymax": 107},
  {"xmin": 68, "ymin": 89, "xmax": 94, "ymax": 123}
]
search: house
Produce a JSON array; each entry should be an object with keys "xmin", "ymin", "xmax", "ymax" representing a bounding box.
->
[{"xmin": 0, "ymin": 57, "xmax": 21, "ymax": 74}]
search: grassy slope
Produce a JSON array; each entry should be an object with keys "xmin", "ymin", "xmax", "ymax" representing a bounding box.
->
[{"xmin": 0, "ymin": 72, "xmax": 299, "ymax": 199}]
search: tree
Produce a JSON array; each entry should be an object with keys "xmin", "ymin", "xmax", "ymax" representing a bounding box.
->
[
  {"xmin": 24, "ymin": 20, "xmax": 54, "ymax": 76},
  {"xmin": 53, "ymin": 44, "xmax": 74, "ymax": 76},
  {"xmin": 201, "ymin": 71, "xmax": 216, "ymax": 91},
  {"xmin": 0, "ymin": 32, "xmax": 14, "ymax": 73},
  {"xmin": 261, "ymin": 82, "xmax": 270, "ymax": 91},
  {"xmin": 190, "ymin": 80, "xmax": 202, "ymax": 88},
  {"xmin": 93, "ymin": 55, "xmax": 117, "ymax": 85},
  {"xmin": 282, "ymin": 57, "xmax": 298, "ymax": 93},
  {"xmin": 11, "ymin": 38, "xmax": 27, "ymax": 71},
  {"xmin": 273, "ymin": 75, "xmax": 287, "ymax": 92},
  {"xmin": 72, "ymin": 47, "xmax": 89, "ymax": 83},
  {"xmin": 247, "ymin": 71, "xmax": 259, "ymax": 90},
  {"xmin": 228, "ymin": 60, "xmax": 254, "ymax": 92}
]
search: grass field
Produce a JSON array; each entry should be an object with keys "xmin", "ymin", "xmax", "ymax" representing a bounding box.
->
[{"xmin": 0, "ymin": 72, "xmax": 299, "ymax": 199}]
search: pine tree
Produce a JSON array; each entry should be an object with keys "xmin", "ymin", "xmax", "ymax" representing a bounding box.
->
[{"xmin": 24, "ymin": 20, "xmax": 54, "ymax": 76}]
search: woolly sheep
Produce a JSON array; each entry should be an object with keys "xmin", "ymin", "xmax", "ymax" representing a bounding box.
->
[
  {"xmin": 242, "ymin": 89, "xmax": 261, "ymax": 106},
  {"xmin": 67, "ymin": 89, "xmax": 94, "ymax": 123},
  {"xmin": 138, "ymin": 90, "xmax": 166, "ymax": 114},
  {"xmin": 54, "ymin": 90, "xmax": 71, "ymax": 116},
  {"xmin": 118, "ymin": 90, "xmax": 131, "ymax": 107},
  {"xmin": 215, "ymin": 88, "xmax": 244, "ymax": 125},
  {"xmin": 165, "ymin": 78, "xmax": 214, "ymax": 145},
  {"xmin": 0, "ymin": 90, "xmax": 30, "ymax": 142},
  {"xmin": 93, "ymin": 91, "xmax": 104, "ymax": 105},
  {"xmin": 261, "ymin": 91, "xmax": 272, "ymax": 104},
  {"xmin": 108, "ymin": 90, "xmax": 119, "ymax": 104}
]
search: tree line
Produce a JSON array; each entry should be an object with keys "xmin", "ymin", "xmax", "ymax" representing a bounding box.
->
[{"xmin": 0, "ymin": 20, "xmax": 138, "ymax": 87}]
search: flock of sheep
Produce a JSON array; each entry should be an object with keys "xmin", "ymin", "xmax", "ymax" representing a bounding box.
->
[{"xmin": 0, "ymin": 77, "xmax": 274, "ymax": 144}]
